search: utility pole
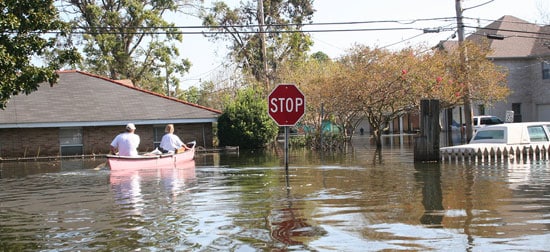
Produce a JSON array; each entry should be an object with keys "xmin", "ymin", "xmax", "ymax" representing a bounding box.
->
[
  {"xmin": 166, "ymin": 68, "xmax": 171, "ymax": 97},
  {"xmin": 455, "ymin": 0, "xmax": 474, "ymax": 141},
  {"xmin": 257, "ymin": 0, "xmax": 269, "ymax": 90}
]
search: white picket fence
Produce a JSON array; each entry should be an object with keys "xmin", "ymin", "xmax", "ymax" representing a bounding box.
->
[{"xmin": 440, "ymin": 145, "xmax": 550, "ymax": 164}]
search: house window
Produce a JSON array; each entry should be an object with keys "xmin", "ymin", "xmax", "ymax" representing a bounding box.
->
[
  {"xmin": 153, "ymin": 125, "xmax": 165, "ymax": 148},
  {"xmin": 512, "ymin": 103, "xmax": 522, "ymax": 122},
  {"xmin": 543, "ymin": 61, "xmax": 550, "ymax": 80},
  {"xmin": 477, "ymin": 105, "xmax": 485, "ymax": 115},
  {"xmin": 59, "ymin": 127, "xmax": 83, "ymax": 156}
]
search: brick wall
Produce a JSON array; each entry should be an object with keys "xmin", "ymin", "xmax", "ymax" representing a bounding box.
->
[
  {"xmin": 174, "ymin": 123, "xmax": 214, "ymax": 148},
  {"xmin": 0, "ymin": 128, "xmax": 60, "ymax": 158},
  {"xmin": 84, "ymin": 126, "xmax": 123, "ymax": 154},
  {"xmin": 0, "ymin": 122, "xmax": 215, "ymax": 159}
]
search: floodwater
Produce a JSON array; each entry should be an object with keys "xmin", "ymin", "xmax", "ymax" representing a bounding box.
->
[{"xmin": 1, "ymin": 135, "xmax": 549, "ymax": 251}]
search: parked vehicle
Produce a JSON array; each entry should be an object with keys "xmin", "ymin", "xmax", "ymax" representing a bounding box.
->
[
  {"xmin": 440, "ymin": 122, "xmax": 550, "ymax": 153},
  {"xmin": 473, "ymin": 115, "xmax": 504, "ymax": 130}
]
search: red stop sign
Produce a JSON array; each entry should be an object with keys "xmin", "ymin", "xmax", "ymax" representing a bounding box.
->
[{"xmin": 268, "ymin": 84, "xmax": 306, "ymax": 126}]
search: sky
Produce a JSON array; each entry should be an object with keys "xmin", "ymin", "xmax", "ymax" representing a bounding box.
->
[{"xmin": 176, "ymin": 0, "xmax": 548, "ymax": 89}]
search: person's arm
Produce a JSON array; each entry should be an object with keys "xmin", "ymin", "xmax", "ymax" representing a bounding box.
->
[
  {"xmin": 110, "ymin": 145, "xmax": 117, "ymax": 155},
  {"xmin": 110, "ymin": 135, "xmax": 119, "ymax": 155},
  {"xmin": 176, "ymin": 136, "xmax": 189, "ymax": 149}
]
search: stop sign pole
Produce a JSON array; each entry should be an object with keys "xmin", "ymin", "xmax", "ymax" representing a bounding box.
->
[{"xmin": 268, "ymin": 84, "xmax": 306, "ymax": 170}]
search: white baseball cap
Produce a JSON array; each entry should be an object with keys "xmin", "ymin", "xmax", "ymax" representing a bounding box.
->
[{"xmin": 126, "ymin": 123, "xmax": 136, "ymax": 130}]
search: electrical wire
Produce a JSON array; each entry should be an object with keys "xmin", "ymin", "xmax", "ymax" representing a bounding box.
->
[
  {"xmin": 2, "ymin": 16, "xmax": 458, "ymax": 35},
  {"xmin": 77, "ymin": 17, "xmax": 457, "ymax": 30},
  {"xmin": 7, "ymin": 16, "xmax": 548, "ymax": 39},
  {"xmin": 464, "ymin": 25, "xmax": 550, "ymax": 38}
]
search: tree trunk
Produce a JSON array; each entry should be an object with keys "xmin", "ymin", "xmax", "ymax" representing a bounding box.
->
[
  {"xmin": 372, "ymin": 148, "xmax": 383, "ymax": 164},
  {"xmin": 372, "ymin": 129, "xmax": 382, "ymax": 149}
]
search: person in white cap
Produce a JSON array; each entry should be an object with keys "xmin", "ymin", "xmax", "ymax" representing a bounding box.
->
[{"xmin": 110, "ymin": 123, "xmax": 140, "ymax": 156}]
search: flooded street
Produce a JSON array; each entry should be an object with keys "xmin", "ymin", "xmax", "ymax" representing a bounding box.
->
[{"xmin": 1, "ymin": 135, "xmax": 549, "ymax": 251}]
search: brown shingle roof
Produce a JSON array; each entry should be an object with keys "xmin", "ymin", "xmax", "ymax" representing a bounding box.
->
[
  {"xmin": 467, "ymin": 15, "xmax": 550, "ymax": 58},
  {"xmin": 0, "ymin": 70, "xmax": 221, "ymax": 128}
]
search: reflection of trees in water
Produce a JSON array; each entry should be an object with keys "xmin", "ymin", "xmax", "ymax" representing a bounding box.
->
[
  {"xmin": 218, "ymin": 149, "xmax": 280, "ymax": 167},
  {"xmin": 372, "ymin": 148, "xmax": 383, "ymax": 165}
]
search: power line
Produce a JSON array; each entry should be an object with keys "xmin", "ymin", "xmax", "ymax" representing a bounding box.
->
[
  {"xmin": 463, "ymin": 16, "xmax": 548, "ymax": 27},
  {"xmin": 380, "ymin": 32, "xmax": 427, "ymax": 49},
  {"xmin": 4, "ymin": 14, "xmax": 541, "ymax": 36},
  {"xmin": 6, "ymin": 26, "xmax": 441, "ymax": 35},
  {"xmin": 464, "ymin": 25, "xmax": 550, "ymax": 38},
  {"xmin": 77, "ymin": 17, "xmax": 457, "ymax": 30},
  {"xmin": 67, "ymin": 27, "xmax": 423, "ymax": 35},
  {"xmin": 8, "ymin": 16, "xmax": 548, "ymax": 38},
  {"xmin": 3, "ymin": 16, "xmax": 458, "ymax": 35}
]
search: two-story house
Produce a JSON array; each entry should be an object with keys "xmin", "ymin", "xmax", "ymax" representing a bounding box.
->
[{"xmin": 448, "ymin": 15, "xmax": 550, "ymax": 122}]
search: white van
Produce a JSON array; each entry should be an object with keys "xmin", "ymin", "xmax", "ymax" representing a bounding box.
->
[{"xmin": 473, "ymin": 115, "xmax": 504, "ymax": 131}]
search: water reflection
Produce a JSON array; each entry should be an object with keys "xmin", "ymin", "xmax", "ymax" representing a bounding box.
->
[
  {"xmin": 269, "ymin": 204, "xmax": 321, "ymax": 245},
  {"xmin": 269, "ymin": 170, "xmax": 326, "ymax": 246},
  {"xmin": 110, "ymin": 161, "xmax": 196, "ymax": 193},
  {"xmin": 0, "ymin": 158, "xmax": 105, "ymax": 178},
  {"xmin": 415, "ymin": 163, "xmax": 444, "ymax": 227},
  {"xmin": 0, "ymin": 137, "xmax": 549, "ymax": 251},
  {"xmin": 109, "ymin": 161, "xmax": 196, "ymax": 222}
]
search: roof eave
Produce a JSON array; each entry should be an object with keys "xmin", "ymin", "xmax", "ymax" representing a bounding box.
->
[
  {"xmin": 0, "ymin": 118, "xmax": 219, "ymax": 129},
  {"xmin": 489, "ymin": 54, "xmax": 550, "ymax": 60}
]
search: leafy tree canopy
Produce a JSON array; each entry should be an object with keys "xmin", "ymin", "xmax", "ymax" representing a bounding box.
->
[
  {"xmin": 277, "ymin": 42, "xmax": 509, "ymax": 149},
  {"xmin": 201, "ymin": 0, "xmax": 315, "ymax": 87},
  {"xmin": 59, "ymin": 0, "xmax": 195, "ymax": 93},
  {"xmin": 0, "ymin": 0, "xmax": 79, "ymax": 109}
]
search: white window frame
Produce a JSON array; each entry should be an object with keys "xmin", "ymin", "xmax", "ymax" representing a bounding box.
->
[
  {"xmin": 542, "ymin": 61, "xmax": 550, "ymax": 80},
  {"xmin": 59, "ymin": 127, "xmax": 83, "ymax": 155}
]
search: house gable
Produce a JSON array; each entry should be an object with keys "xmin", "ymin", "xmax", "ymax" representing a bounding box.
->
[{"xmin": 467, "ymin": 15, "xmax": 550, "ymax": 59}]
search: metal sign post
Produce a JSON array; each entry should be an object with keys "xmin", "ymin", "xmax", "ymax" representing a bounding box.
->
[
  {"xmin": 268, "ymin": 84, "xmax": 306, "ymax": 170},
  {"xmin": 284, "ymin": 126, "xmax": 289, "ymax": 169}
]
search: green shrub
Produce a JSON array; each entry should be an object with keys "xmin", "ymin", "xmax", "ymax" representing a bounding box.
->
[{"xmin": 217, "ymin": 88, "xmax": 279, "ymax": 149}]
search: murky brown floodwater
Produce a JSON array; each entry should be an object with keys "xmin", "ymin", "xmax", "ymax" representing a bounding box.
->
[{"xmin": 1, "ymin": 135, "xmax": 549, "ymax": 251}]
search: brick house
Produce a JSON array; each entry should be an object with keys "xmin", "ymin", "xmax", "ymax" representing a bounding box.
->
[
  {"xmin": 442, "ymin": 15, "xmax": 550, "ymax": 122},
  {"xmin": 0, "ymin": 70, "xmax": 221, "ymax": 158}
]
